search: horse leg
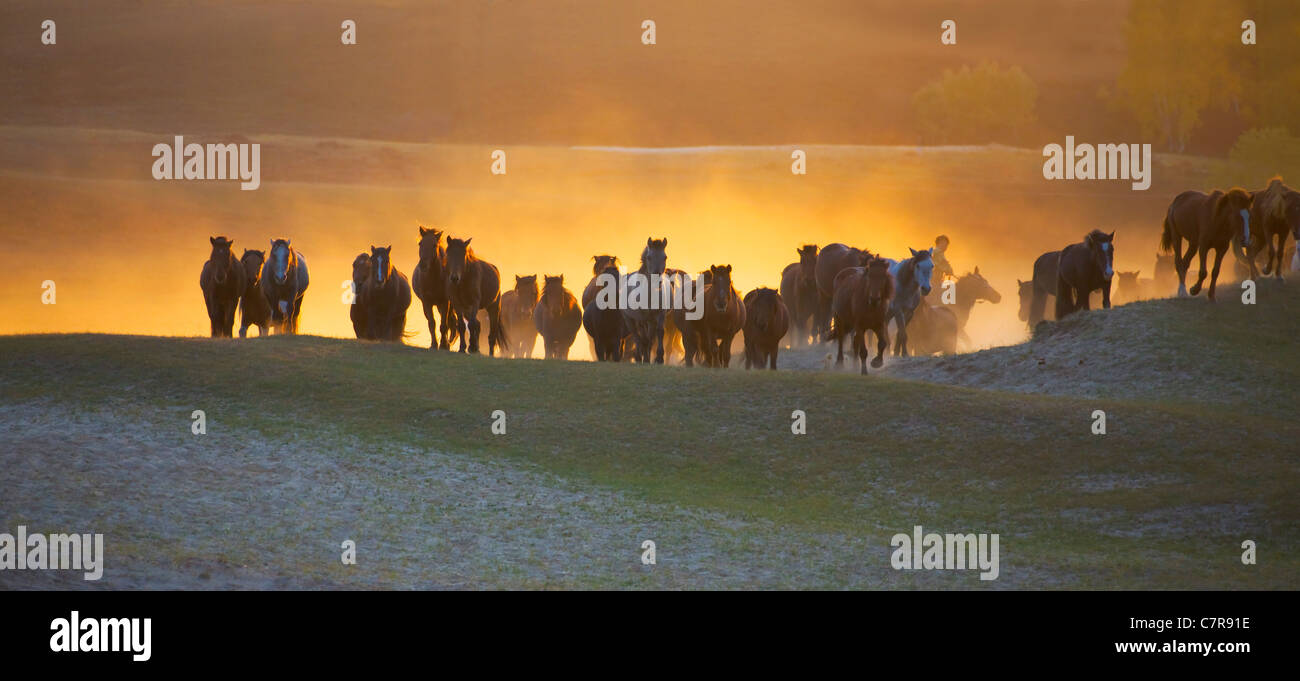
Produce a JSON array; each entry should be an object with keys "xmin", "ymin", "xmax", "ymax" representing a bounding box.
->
[
  {"xmin": 654, "ymin": 321, "xmax": 665, "ymax": 365},
  {"xmin": 1101, "ymin": 278, "xmax": 1112, "ymax": 309},
  {"xmin": 422, "ymin": 301, "xmax": 437, "ymax": 349},
  {"xmin": 1207, "ymin": 246, "xmax": 1228, "ymax": 301},
  {"xmin": 467, "ymin": 311, "xmax": 482, "ymax": 353},
  {"xmin": 835, "ymin": 322, "xmax": 846, "ymax": 367},
  {"xmin": 854, "ymin": 327, "xmax": 868, "ymax": 375},
  {"xmin": 1189, "ymin": 245, "xmax": 1210, "ymax": 296},
  {"xmin": 873, "ymin": 323, "xmax": 888, "ymax": 368},
  {"xmin": 1173, "ymin": 238, "xmax": 1191, "ymax": 297}
]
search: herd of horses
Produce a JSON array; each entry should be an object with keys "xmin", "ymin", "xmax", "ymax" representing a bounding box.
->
[{"xmin": 199, "ymin": 177, "xmax": 1299, "ymax": 372}]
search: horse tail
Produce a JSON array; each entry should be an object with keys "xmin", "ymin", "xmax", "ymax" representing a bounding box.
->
[{"xmin": 1159, "ymin": 211, "xmax": 1174, "ymax": 253}]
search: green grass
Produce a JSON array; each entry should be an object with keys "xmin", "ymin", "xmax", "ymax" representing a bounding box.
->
[{"xmin": 2, "ymin": 284, "xmax": 1298, "ymax": 588}]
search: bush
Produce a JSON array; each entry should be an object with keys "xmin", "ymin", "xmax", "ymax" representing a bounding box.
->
[
  {"xmin": 911, "ymin": 62, "xmax": 1038, "ymax": 145},
  {"xmin": 1215, "ymin": 127, "xmax": 1300, "ymax": 188}
]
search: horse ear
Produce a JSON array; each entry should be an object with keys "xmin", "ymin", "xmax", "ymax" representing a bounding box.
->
[
  {"xmin": 1108, "ymin": 231, "xmax": 1115, "ymax": 240},
  {"xmin": 647, "ymin": 237, "xmax": 653, "ymax": 246},
  {"xmin": 725, "ymin": 265, "xmax": 732, "ymax": 273},
  {"xmin": 210, "ymin": 236, "xmax": 217, "ymax": 245},
  {"xmin": 1017, "ymin": 278, "xmax": 1025, "ymax": 286},
  {"xmin": 269, "ymin": 239, "xmax": 275, "ymax": 249},
  {"xmin": 370, "ymin": 244, "xmax": 375, "ymax": 252},
  {"xmin": 662, "ymin": 238, "xmax": 668, "ymax": 248},
  {"xmin": 910, "ymin": 247, "xmax": 918, "ymax": 256},
  {"xmin": 516, "ymin": 275, "xmax": 522, "ymax": 282},
  {"xmin": 559, "ymin": 275, "xmax": 564, "ymax": 284},
  {"xmin": 419, "ymin": 226, "xmax": 429, "ymax": 235},
  {"xmin": 285, "ymin": 239, "xmax": 290, "ymax": 247},
  {"xmin": 1135, "ymin": 269, "xmax": 1140, "ymax": 277},
  {"xmin": 386, "ymin": 244, "xmax": 392, "ymax": 251},
  {"xmin": 592, "ymin": 255, "xmax": 598, "ymax": 261},
  {"xmin": 228, "ymin": 239, "xmax": 234, "ymax": 247},
  {"xmin": 465, "ymin": 238, "xmax": 472, "ymax": 246},
  {"xmin": 974, "ymin": 265, "xmax": 980, "ymax": 275}
]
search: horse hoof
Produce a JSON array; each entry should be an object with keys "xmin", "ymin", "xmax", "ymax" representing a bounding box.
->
[{"xmin": 871, "ymin": 358, "xmax": 883, "ymax": 368}]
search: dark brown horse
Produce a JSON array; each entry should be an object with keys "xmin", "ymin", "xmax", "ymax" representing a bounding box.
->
[
  {"xmin": 699, "ymin": 264, "xmax": 745, "ymax": 368},
  {"xmin": 779, "ymin": 244, "xmax": 820, "ymax": 347},
  {"xmin": 238, "ymin": 249, "xmax": 270, "ymax": 338},
  {"xmin": 830, "ymin": 257, "xmax": 894, "ymax": 373},
  {"xmin": 200, "ymin": 236, "xmax": 246, "ymax": 337},
  {"xmin": 742, "ymin": 287, "xmax": 789, "ymax": 370},
  {"xmin": 260, "ymin": 238, "xmax": 309, "ymax": 334},
  {"xmin": 1056, "ymin": 229, "xmax": 1115, "ymax": 319},
  {"xmin": 444, "ymin": 237, "xmax": 505, "ymax": 355},
  {"xmin": 411, "ymin": 226, "xmax": 458, "ymax": 349},
  {"xmin": 349, "ymin": 252, "xmax": 372, "ymax": 339},
  {"xmin": 1028, "ymin": 250, "xmax": 1061, "ymax": 327},
  {"xmin": 1161, "ymin": 188, "xmax": 1252, "ymax": 300},
  {"xmin": 582, "ymin": 255, "xmax": 620, "ymax": 307},
  {"xmin": 583, "ymin": 264, "xmax": 627, "ymax": 361},
  {"xmin": 363, "ymin": 245, "xmax": 412, "ymax": 342},
  {"xmin": 533, "ymin": 275, "xmax": 582, "ymax": 360},
  {"xmin": 622, "ymin": 238, "xmax": 670, "ymax": 364},
  {"xmin": 500, "ymin": 275, "xmax": 540, "ymax": 358},
  {"xmin": 814, "ymin": 243, "xmax": 873, "ymax": 342}
]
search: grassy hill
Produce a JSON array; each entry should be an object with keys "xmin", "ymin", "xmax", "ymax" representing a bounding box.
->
[{"xmin": 1, "ymin": 283, "xmax": 1296, "ymax": 589}]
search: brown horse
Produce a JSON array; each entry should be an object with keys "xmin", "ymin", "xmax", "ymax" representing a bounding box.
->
[
  {"xmin": 741, "ymin": 288, "xmax": 789, "ymax": 370},
  {"xmin": 412, "ymin": 226, "xmax": 459, "ymax": 350},
  {"xmin": 1161, "ymin": 188, "xmax": 1252, "ymax": 300},
  {"xmin": 533, "ymin": 275, "xmax": 582, "ymax": 360},
  {"xmin": 200, "ymin": 236, "xmax": 246, "ymax": 338},
  {"xmin": 814, "ymin": 243, "xmax": 873, "ymax": 342},
  {"xmin": 582, "ymin": 255, "xmax": 620, "ymax": 307},
  {"xmin": 779, "ymin": 244, "xmax": 820, "ymax": 347},
  {"xmin": 260, "ymin": 238, "xmax": 309, "ymax": 334},
  {"xmin": 444, "ymin": 237, "xmax": 505, "ymax": 355},
  {"xmin": 906, "ymin": 303, "xmax": 958, "ymax": 356},
  {"xmin": 238, "ymin": 249, "xmax": 270, "ymax": 338},
  {"xmin": 500, "ymin": 275, "xmax": 540, "ymax": 358},
  {"xmin": 698, "ymin": 265, "xmax": 745, "ymax": 368},
  {"xmin": 583, "ymin": 264, "xmax": 627, "ymax": 361},
  {"xmin": 1056, "ymin": 230, "xmax": 1115, "ymax": 319},
  {"xmin": 1250, "ymin": 178, "xmax": 1300, "ymax": 281},
  {"xmin": 349, "ymin": 253, "xmax": 372, "ymax": 339},
  {"xmin": 950, "ymin": 267, "xmax": 1000, "ymax": 347},
  {"xmin": 1027, "ymin": 250, "xmax": 1061, "ymax": 327},
  {"xmin": 363, "ymin": 245, "xmax": 412, "ymax": 342},
  {"xmin": 830, "ymin": 257, "xmax": 894, "ymax": 373}
]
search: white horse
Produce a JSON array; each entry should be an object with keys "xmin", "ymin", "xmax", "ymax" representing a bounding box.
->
[{"xmin": 881, "ymin": 248, "xmax": 935, "ymax": 356}]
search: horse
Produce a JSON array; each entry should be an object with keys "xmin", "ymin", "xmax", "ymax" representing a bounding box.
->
[
  {"xmin": 582, "ymin": 255, "xmax": 620, "ymax": 307},
  {"xmin": 883, "ymin": 248, "xmax": 934, "ymax": 356},
  {"xmin": 742, "ymin": 287, "xmax": 789, "ymax": 370},
  {"xmin": 349, "ymin": 253, "xmax": 372, "ymax": 339},
  {"xmin": 779, "ymin": 244, "xmax": 820, "ymax": 347},
  {"xmin": 583, "ymin": 264, "xmax": 627, "ymax": 361},
  {"xmin": 829, "ymin": 257, "xmax": 894, "ymax": 373},
  {"xmin": 199, "ymin": 236, "xmax": 246, "ymax": 338},
  {"xmin": 1056, "ymin": 229, "xmax": 1115, "ymax": 319},
  {"xmin": 1028, "ymin": 250, "xmax": 1062, "ymax": 327},
  {"xmin": 622, "ymin": 238, "xmax": 670, "ymax": 364},
  {"xmin": 500, "ymin": 275, "xmax": 540, "ymax": 358},
  {"xmin": 814, "ymin": 243, "xmax": 873, "ymax": 342},
  {"xmin": 532, "ymin": 275, "xmax": 582, "ymax": 360},
  {"xmin": 1111, "ymin": 270, "xmax": 1147, "ymax": 306},
  {"xmin": 411, "ymin": 226, "xmax": 459, "ymax": 350},
  {"xmin": 444, "ymin": 237, "xmax": 505, "ymax": 355},
  {"xmin": 1015, "ymin": 278, "xmax": 1050, "ymax": 328},
  {"xmin": 363, "ymin": 245, "xmax": 412, "ymax": 342},
  {"xmin": 238, "ymin": 249, "xmax": 270, "ymax": 338},
  {"xmin": 950, "ymin": 267, "xmax": 1000, "ymax": 347},
  {"xmin": 1161, "ymin": 188, "xmax": 1252, "ymax": 300},
  {"xmin": 906, "ymin": 303, "xmax": 958, "ymax": 356},
  {"xmin": 659, "ymin": 267, "xmax": 689, "ymax": 364},
  {"xmin": 699, "ymin": 264, "xmax": 745, "ymax": 367},
  {"xmin": 1250, "ymin": 178, "xmax": 1300, "ymax": 281},
  {"xmin": 260, "ymin": 238, "xmax": 309, "ymax": 334}
]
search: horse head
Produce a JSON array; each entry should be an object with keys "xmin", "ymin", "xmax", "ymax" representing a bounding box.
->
[
  {"xmin": 866, "ymin": 258, "xmax": 892, "ymax": 306},
  {"xmin": 1084, "ymin": 230, "xmax": 1115, "ymax": 280},
  {"xmin": 240, "ymin": 248, "xmax": 264, "ymax": 288},
  {"xmin": 907, "ymin": 247, "xmax": 935, "ymax": 296},
  {"xmin": 268, "ymin": 238, "xmax": 294, "ymax": 285},
  {"xmin": 707, "ymin": 264, "xmax": 733, "ymax": 314},
  {"xmin": 208, "ymin": 236, "xmax": 236, "ymax": 285},
  {"xmin": 591, "ymin": 254, "xmax": 620, "ymax": 276},
  {"xmin": 445, "ymin": 237, "xmax": 472, "ymax": 284},
  {"xmin": 641, "ymin": 237, "xmax": 668, "ymax": 275},
  {"xmin": 1017, "ymin": 279, "xmax": 1034, "ymax": 322},
  {"xmin": 369, "ymin": 245, "xmax": 393, "ymax": 286},
  {"xmin": 417, "ymin": 226, "xmax": 444, "ymax": 274},
  {"xmin": 351, "ymin": 253, "xmax": 371, "ymax": 293},
  {"xmin": 515, "ymin": 274, "xmax": 539, "ymax": 306},
  {"xmin": 797, "ymin": 244, "xmax": 819, "ymax": 285},
  {"xmin": 541, "ymin": 275, "xmax": 566, "ymax": 313},
  {"xmin": 961, "ymin": 266, "xmax": 1001, "ymax": 304}
]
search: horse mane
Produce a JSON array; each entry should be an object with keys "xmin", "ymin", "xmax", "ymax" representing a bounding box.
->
[{"xmin": 1255, "ymin": 177, "xmax": 1291, "ymax": 222}]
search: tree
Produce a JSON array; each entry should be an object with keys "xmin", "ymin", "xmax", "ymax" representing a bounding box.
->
[{"xmin": 911, "ymin": 62, "xmax": 1038, "ymax": 145}]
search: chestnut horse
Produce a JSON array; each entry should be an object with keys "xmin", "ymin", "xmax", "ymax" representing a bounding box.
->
[
  {"xmin": 830, "ymin": 257, "xmax": 894, "ymax": 373},
  {"xmin": 699, "ymin": 264, "xmax": 745, "ymax": 367},
  {"xmin": 1162, "ymin": 189, "xmax": 1252, "ymax": 300},
  {"xmin": 200, "ymin": 236, "xmax": 245, "ymax": 337},
  {"xmin": 742, "ymin": 287, "xmax": 790, "ymax": 370},
  {"xmin": 533, "ymin": 275, "xmax": 582, "ymax": 360},
  {"xmin": 779, "ymin": 244, "xmax": 820, "ymax": 347},
  {"xmin": 814, "ymin": 243, "xmax": 873, "ymax": 343},
  {"xmin": 412, "ymin": 226, "xmax": 458, "ymax": 349},
  {"xmin": 1250, "ymin": 178, "xmax": 1300, "ymax": 281},
  {"xmin": 238, "ymin": 249, "xmax": 270, "ymax": 338},
  {"xmin": 260, "ymin": 238, "xmax": 309, "ymax": 334},
  {"xmin": 444, "ymin": 237, "xmax": 505, "ymax": 355},
  {"xmin": 501, "ymin": 275, "xmax": 540, "ymax": 358},
  {"xmin": 583, "ymin": 264, "xmax": 627, "ymax": 361},
  {"xmin": 364, "ymin": 245, "xmax": 412, "ymax": 342}
]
